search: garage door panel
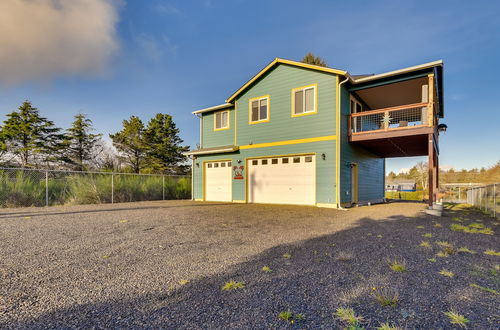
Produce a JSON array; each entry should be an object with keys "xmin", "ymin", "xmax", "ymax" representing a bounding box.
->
[
  {"xmin": 205, "ymin": 161, "xmax": 232, "ymax": 202},
  {"xmin": 248, "ymin": 155, "xmax": 315, "ymax": 205}
]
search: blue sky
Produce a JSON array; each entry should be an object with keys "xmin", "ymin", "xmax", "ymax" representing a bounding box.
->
[{"xmin": 0, "ymin": 0, "xmax": 499, "ymax": 173}]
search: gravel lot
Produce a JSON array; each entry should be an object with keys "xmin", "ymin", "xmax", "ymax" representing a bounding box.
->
[{"xmin": 0, "ymin": 201, "xmax": 499, "ymax": 329}]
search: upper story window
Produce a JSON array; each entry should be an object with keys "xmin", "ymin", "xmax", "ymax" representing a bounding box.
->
[
  {"xmin": 292, "ymin": 84, "xmax": 317, "ymax": 117},
  {"xmin": 214, "ymin": 110, "xmax": 230, "ymax": 130},
  {"xmin": 249, "ymin": 95, "xmax": 270, "ymax": 124}
]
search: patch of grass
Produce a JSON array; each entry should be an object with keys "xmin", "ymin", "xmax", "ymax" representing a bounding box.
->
[
  {"xmin": 439, "ymin": 269, "xmax": 454, "ymax": 277},
  {"xmin": 261, "ymin": 266, "xmax": 272, "ymax": 273},
  {"xmin": 436, "ymin": 241, "xmax": 453, "ymax": 248},
  {"xmin": 221, "ymin": 280, "xmax": 245, "ymax": 291},
  {"xmin": 470, "ymin": 283, "xmax": 499, "ymax": 295},
  {"xmin": 278, "ymin": 311, "xmax": 292, "ymax": 321},
  {"xmin": 376, "ymin": 234, "xmax": 383, "ymax": 238},
  {"xmin": 443, "ymin": 310, "xmax": 470, "ymax": 328},
  {"xmin": 335, "ymin": 307, "xmax": 364, "ymax": 328},
  {"xmin": 416, "ymin": 225, "xmax": 424, "ymax": 229},
  {"xmin": 423, "ymin": 233, "xmax": 433, "ymax": 238},
  {"xmin": 282, "ymin": 253, "xmax": 292, "ymax": 259},
  {"xmin": 377, "ymin": 323, "xmax": 402, "ymax": 330},
  {"xmin": 372, "ymin": 287, "xmax": 399, "ymax": 307},
  {"xmin": 119, "ymin": 219, "xmax": 128, "ymax": 223},
  {"xmin": 457, "ymin": 247, "xmax": 476, "ymax": 254},
  {"xmin": 388, "ymin": 260, "xmax": 407, "ymax": 272},
  {"xmin": 452, "ymin": 217, "xmax": 463, "ymax": 222},
  {"xmin": 419, "ymin": 241, "xmax": 432, "ymax": 248},
  {"xmin": 179, "ymin": 279, "xmax": 189, "ymax": 285},
  {"xmin": 428, "ymin": 258, "xmax": 437, "ymax": 263},
  {"xmin": 484, "ymin": 249, "xmax": 500, "ymax": 256},
  {"xmin": 434, "ymin": 223, "xmax": 443, "ymax": 228},
  {"xmin": 451, "ymin": 223, "xmax": 494, "ymax": 235}
]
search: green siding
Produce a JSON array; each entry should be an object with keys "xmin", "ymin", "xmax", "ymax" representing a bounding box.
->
[
  {"xmin": 201, "ymin": 108, "xmax": 235, "ymax": 148},
  {"xmin": 340, "ymin": 85, "xmax": 385, "ymax": 204},
  {"xmin": 192, "ymin": 140, "xmax": 336, "ymax": 204},
  {"xmin": 235, "ymin": 64, "xmax": 337, "ymax": 146}
]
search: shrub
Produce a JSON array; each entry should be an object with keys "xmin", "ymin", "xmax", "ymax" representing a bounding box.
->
[
  {"xmin": 335, "ymin": 307, "xmax": 364, "ymax": 328},
  {"xmin": 372, "ymin": 287, "xmax": 399, "ymax": 307}
]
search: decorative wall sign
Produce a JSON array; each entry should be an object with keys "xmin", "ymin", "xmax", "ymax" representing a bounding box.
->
[{"xmin": 233, "ymin": 165, "xmax": 244, "ymax": 180}]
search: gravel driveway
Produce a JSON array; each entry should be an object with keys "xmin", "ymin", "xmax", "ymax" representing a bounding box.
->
[{"xmin": 0, "ymin": 201, "xmax": 499, "ymax": 329}]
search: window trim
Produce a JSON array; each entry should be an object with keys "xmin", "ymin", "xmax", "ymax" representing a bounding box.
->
[
  {"xmin": 291, "ymin": 84, "xmax": 318, "ymax": 117},
  {"xmin": 214, "ymin": 110, "xmax": 230, "ymax": 131},
  {"xmin": 248, "ymin": 95, "xmax": 270, "ymax": 124}
]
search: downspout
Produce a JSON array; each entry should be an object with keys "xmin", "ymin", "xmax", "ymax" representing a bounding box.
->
[
  {"xmin": 192, "ymin": 113, "xmax": 202, "ymax": 201},
  {"xmin": 337, "ymin": 75, "xmax": 350, "ymax": 209}
]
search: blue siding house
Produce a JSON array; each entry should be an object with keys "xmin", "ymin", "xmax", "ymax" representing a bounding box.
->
[{"xmin": 186, "ymin": 58, "xmax": 444, "ymax": 208}]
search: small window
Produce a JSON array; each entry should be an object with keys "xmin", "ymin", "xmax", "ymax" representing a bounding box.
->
[
  {"xmin": 252, "ymin": 160, "xmax": 258, "ymax": 165},
  {"xmin": 271, "ymin": 159, "xmax": 278, "ymax": 164},
  {"xmin": 214, "ymin": 163, "xmax": 219, "ymax": 168},
  {"xmin": 293, "ymin": 157, "xmax": 300, "ymax": 163},
  {"xmin": 282, "ymin": 158, "xmax": 289, "ymax": 164},
  {"xmin": 227, "ymin": 162, "xmax": 231, "ymax": 167},
  {"xmin": 208, "ymin": 163, "xmax": 212, "ymax": 168},
  {"xmin": 262, "ymin": 159, "xmax": 268, "ymax": 165},
  {"xmin": 305, "ymin": 156, "xmax": 313, "ymax": 163},
  {"xmin": 249, "ymin": 96, "xmax": 269, "ymax": 123},
  {"xmin": 293, "ymin": 85, "xmax": 317, "ymax": 116},
  {"xmin": 221, "ymin": 162, "xmax": 226, "ymax": 167},
  {"xmin": 214, "ymin": 110, "xmax": 229, "ymax": 130}
]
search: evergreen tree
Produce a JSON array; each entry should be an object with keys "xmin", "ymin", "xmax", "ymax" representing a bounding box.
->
[
  {"xmin": 2, "ymin": 101, "xmax": 63, "ymax": 167},
  {"xmin": 109, "ymin": 116, "xmax": 147, "ymax": 173},
  {"xmin": 301, "ymin": 52, "xmax": 328, "ymax": 67},
  {"xmin": 144, "ymin": 113, "xmax": 189, "ymax": 174},
  {"xmin": 63, "ymin": 114, "xmax": 103, "ymax": 171}
]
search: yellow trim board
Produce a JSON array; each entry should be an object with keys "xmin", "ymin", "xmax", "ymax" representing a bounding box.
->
[
  {"xmin": 213, "ymin": 109, "xmax": 230, "ymax": 131},
  {"xmin": 248, "ymin": 95, "xmax": 270, "ymax": 125},
  {"xmin": 240, "ymin": 135, "xmax": 336, "ymax": 150},
  {"xmin": 232, "ymin": 200, "xmax": 246, "ymax": 203},
  {"xmin": 335, "ymin": 75, "xmax": 340, "ymax": 206},
  {"xmin": 226, "ymin": 58, "xmax": 347, "ymax": 103},
  {"xmin": 194, "ymin": 198, "xmax": 203, "ymax": 201},
  {"xmin": 316, "ymin": 203, "xmax": 338, "ymax": 209},
  {"xmin": 291, "ymin": 83, "xmax": 318, "ymax": 118}
]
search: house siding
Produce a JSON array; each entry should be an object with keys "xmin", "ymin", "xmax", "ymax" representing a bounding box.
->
[
  {"xmin": 201, "ymin": 108, "xmax": 235, "ymax": 148},
  {"xmin": 339, "ymin": 84, "xmax": 385, "ymax": 204}
]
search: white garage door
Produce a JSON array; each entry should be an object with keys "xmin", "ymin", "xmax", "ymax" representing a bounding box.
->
[
  {"xmin": 247, "ymin": 155, "xmax": 315, "ymax": 205},
  {"xmin": 205, "ymin": 161, "xmax": 232, "ymax": 202}
]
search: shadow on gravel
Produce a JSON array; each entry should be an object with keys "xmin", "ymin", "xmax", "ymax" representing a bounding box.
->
[
  {"xmin": 4, "ymin": 206, "xmax": 499, "ymax": 329},
  {"xmin": 0, "ymin": 202, "xmax": 232, "ymax": 219}
]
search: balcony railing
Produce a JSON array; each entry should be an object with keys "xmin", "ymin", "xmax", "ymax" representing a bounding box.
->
[{"xmin": 349, "ymin": 102, "xmax": 433, "ymax": 135}]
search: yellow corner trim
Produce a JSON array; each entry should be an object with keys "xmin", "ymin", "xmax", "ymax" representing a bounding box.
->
[
  {"xmin": 316, "ymin": 203, "xmax": 338, "ymax": 209},
  {"xmin": 213, "ymin": 109, "xmax": 230, "ymax": 131},
  {"xmin": 248, "ymin": 95, "xmax": 270, "ymax": 125},
  {"xmin": 226, "ymin": 58, "xmax": 346, "ymax": 103},
  {"xmin": 232, "ymin": 200, "xmax": 246, "ymax": 203},
  {"xmin": 194, "ymin": 198, "xmax": 203, "ymax": 201},
  {"xmin": 240, "ymin": 135, "xmax": 336, "ymax": 150},
  {"xmin": 291, "ymin": 83, "xmax": 318, "ymax": 118}
]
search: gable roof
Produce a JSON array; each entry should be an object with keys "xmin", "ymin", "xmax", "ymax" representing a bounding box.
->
[{"xmin": 225, "ymin": 58, "xmax": 347, "ymax": 103}]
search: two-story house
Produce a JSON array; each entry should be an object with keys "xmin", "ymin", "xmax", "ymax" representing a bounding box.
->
[{"xmin": 186, "ymin": 58, "xmax": 444, "ymax": 208}]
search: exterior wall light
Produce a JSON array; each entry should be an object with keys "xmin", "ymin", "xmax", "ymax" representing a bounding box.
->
[
  {"xmin": 438, "ymin": 123, "xmax": 447, "ymax": 133},
  {"xmin": 237, "ymin": 160, "xmax": 242, "ymax": 164},
  {"xmin": 196, "ymin": 162, "xmax": 199, "ymax": 167},
  {"xmin": 321, "ymin": 153, "xmax": 326, "ymax": 160}
]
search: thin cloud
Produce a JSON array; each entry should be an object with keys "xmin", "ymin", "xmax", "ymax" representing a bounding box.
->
[{"xmin": 0, "ymin": 0, "xmax": 120, "ymax": 85}]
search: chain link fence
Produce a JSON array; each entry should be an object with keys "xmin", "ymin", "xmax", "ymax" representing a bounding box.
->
[
  {"xmin": 467, "ymin": 183, "xmax": 498, "ymax": 218},
  {"xmin": 0, "ymin": 167, "xmax": 191, "ymax": 208},
  {"xmin": 385, "ymin": 190, "xmax": 425, "ymax": 201}
]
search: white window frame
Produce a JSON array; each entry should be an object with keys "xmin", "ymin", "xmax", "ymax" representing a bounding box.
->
[
  {"xmin": 248, "ymin": 95, "xmax": 270, "ymax": 124},
  {"xmin": 292, "ymin": 84, "xmax": 317, "ymax": 117},
  {"xmin": 214, "ymin": 110, "xmax": 230, "ymax": 131},
  {"xmin": 350, "ymin": 95, "xmax": 363, "ymax": 133}
]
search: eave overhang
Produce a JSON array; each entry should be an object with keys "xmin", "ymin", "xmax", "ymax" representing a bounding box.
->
[{"xmin": 184, "ymin": 145, "xmax": 239, "ymax": 156}]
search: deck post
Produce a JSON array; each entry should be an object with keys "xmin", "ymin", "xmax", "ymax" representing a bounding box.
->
[{"xmin": 428, "ymin": 133, "xmax": 435, "ymax": 206}]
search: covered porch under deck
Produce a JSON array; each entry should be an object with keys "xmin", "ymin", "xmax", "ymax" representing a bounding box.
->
[{"xmin": 348, "ymin": 69, "xmax": 443, "ymax": 205}]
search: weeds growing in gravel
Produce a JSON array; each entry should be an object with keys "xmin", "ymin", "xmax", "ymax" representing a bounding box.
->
[
  {"xmin": 278, "ymin": 311, "xmax": 304, "ymax": 324},
  {"xmin": 439, "ymin": 269, "xmax": 454, "ymax": 277},
  {"xmin": 419, "ymin": 241, "xmax": 431, "ymax": 248},
  {"xmin": 179, "ymin": 279, "xmax": 189, "ymax": 285},
  {"xmin": 428, "ymin": 258, "xmax": 437, "ymax": 262},
  {"xmin": 436, "ymin": 241, "xmax": 453, "ymax": 248},
  {"xmin": 484, "ymin": 249, "xmax": 500, "ymax": 256},
  {"xmin": 423, "ymin": 233, "xmax": 433, "ymax": 238},
  {"xmin": 335, "ymin": 308, "xmax": 364, "ymax": 328},
  {"xmin": 336, "ymin": 251, "xmax": 354, "ymax": 261},
  {"xmin": 388, "ymin": 260, "xmax": 407, "ymax": 272},
  {"xmin": 450, "ymin": 223, "xmax": 494, "ymax": 235},
  {"xmin": 443, "ymin": 310, "xmax": 470, "ymax": 328},
  {"xmin": 372, "ymin": 287, "xmax": 399, "ymax": 307},
  {"xmin": 416, "ymin": 225, "xmax": 424, "ymax": 229},
  {"xmin": 457, "ymin": 247, "xmax": 476, "ymax": 254},
  {"xmin": 470, "ymin": 283, "xmax": 499, "ymax": 295},
  {"xmin": 282, "ymin": 253, "xmax": 292, "ymax": 259},
  {"xmin": 377, "ymin": 323, "xmax": 402, "ymax": 330},
  {"xmin": 261, "ymin": 266, "xmax": 272, "ymax": 273},
  {"xmin": 434, "ymin": 223, "xmax": 443, "ymax": 228},
  {"xmin": 221, "ymin": 280, "xmax": 245, "ymax": 291}
]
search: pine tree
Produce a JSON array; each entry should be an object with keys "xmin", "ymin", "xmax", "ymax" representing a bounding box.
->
[
  {"xmin": 2, "ymin": 101, "xmax": 63, "ymax": 167},
  {"xmin": 109, "ymin": 116, "xmax": 147, "ymax": 173},
  {"xmin": 63, "ymin": 114, "xmax": 103, "ymax": 171},
  {"xmin": 301, "ymin": 52, "xmax": 328, "ymax": 67},
  {"xmin": 144, "ymin": 113, "xmax": 189, "ymax": 174}
]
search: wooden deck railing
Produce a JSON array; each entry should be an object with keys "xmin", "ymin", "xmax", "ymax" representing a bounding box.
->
[{"xmin": 349, "ymin": 102, "xmax": 434, "ymax": 135}]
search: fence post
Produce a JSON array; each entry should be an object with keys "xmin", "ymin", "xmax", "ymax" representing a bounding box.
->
[
  {"xmin": 45, "ymin": 170, "xmax": 49, "ymax": 207},
  {"xmin": 111, "ymin": 174, "xmax": 114, "ymax": 204},
  {"xmin": 494, "ymin": 183, "xmax": 496, "ymax": 219},
  {"xmin": 162, "ymin": 175, "xmax": 165, "ymax": 200}
]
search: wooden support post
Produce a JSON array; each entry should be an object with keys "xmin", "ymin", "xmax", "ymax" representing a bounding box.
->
[
  {"xmin": 428, "ymin": 133, "xmax": 435, "ymax": 206},
  {"xmin": 428, "ymin": 74, "xmax": 435, "ymax": 126}
]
